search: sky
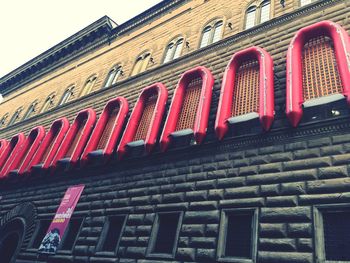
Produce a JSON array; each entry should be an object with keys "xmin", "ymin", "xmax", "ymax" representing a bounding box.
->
[{"xmin": 0, "ymin": 0, "xmax": 162, "ymax": 78}]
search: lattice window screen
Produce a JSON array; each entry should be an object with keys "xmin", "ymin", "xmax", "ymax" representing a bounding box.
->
[
  {"xmin": 231, "ymin": 60, "xmax": 260, "ymax": 117},
  {"xmin": 40, "ymin": 132, "xmax": 57, "ymax": 163},
  {"xmin": 96, "ymin": 107, "xmax": 120, "ymax": 150},
  {"xmin": 175, "ymin": 78, "xmax": 202, "ymax": 131},
  {"xmin": 302, "ymin": 35, "xmax": 343, "ymax": 101},
  {"xmin": 65, "ymin": 119, "xmax": 87, "ymax": 158},
  {"xmin": 134, "ymin": 94, "xmax": 158, "ymax": 141},
  {"xmin": 0, "ymin": 139, "xmax": 18, "ymax": 169},
  {"xmin": 18, "ymin": 131, "xmax": 38, "ymax": 169}
]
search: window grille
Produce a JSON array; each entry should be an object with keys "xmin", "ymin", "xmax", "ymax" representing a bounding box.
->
[
  {"xmin": 232, "ymin": 60, "xmax": 260, "ymax": 117},
  {"xmin": 134, "ymin": 93, "xmax": 157, "ymax": 141},
  {"xmin": 302, "ymin": 35, "xmax": 342, "ymax": 102},
  {"xmin": 175, "ymin": 78, "xmax": 202, "ymax": 131},
  {"xmin": 96, "ymin": 107, "xmax": 120, "ymax": 150},
  {"xmin": 64, "ymin": 119, "xmax": 87, "ymax": 158},
  {"xmin": 39, "ymin": 128, "xmax": 59, "ymax": 164}
]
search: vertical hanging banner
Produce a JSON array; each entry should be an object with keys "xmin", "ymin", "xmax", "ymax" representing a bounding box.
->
[{"xmin": 38, "ymin": 184, "xmax": 85, "ymax": 254}]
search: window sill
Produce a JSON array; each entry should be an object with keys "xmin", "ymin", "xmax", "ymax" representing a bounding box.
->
[
  {"xmin": 95, "ymin": 251, "xmax": 117, "ymax": 257},
  {"xmin": 218, "ymin": 256, "xmax": 254, "ymax": 263},
  {"xmin": 146, "ymin": 252, "xmax": 175, "ymax": 259}
]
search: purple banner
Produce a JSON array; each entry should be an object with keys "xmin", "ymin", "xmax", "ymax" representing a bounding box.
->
[{"xmin": 38, "ymin": 184, "xmax": 85, "ymax": 254}]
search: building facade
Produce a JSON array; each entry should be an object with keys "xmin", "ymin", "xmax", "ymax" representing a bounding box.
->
[{"xmin": 0, "ymin": 0, "xmax": 349, "ymax": 262}]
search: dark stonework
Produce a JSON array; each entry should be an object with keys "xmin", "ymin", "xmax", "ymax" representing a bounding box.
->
[{"xmin": 0, "ymin": 0, "xmax": 350, "ymax": 262}]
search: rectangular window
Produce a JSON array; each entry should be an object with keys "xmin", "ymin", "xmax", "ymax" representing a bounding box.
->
[
  {"xmin": 29, "ymin": 219, "xmax": 51, "ymax": 249},
  {"xmin": 200, "ymin": 27, "xmax": 211, "ymax": 48},
  {"xmin": 245, "ymin": 8, "xmax": 256, "ymax": 30},
  {"xmin": 97, "ymin": 215, "xmax": 126, "ymax": 253},
  {"xmin": 60, "ymin": 217, "xmax": 84, "ymax": 251},
  {"xmin": 315, "ymin": 205, "xmax": 350, "ymax": 262},
  {"xmin": 147, "ymin": 212, "xmax": 183, "ymax": 258},
  {"xmin": 212, "ymin": 22, "xmax": 223, "ymax": 43},
  {"xmin": 218, "ymin": 208, "xmax": 258, "ymax": 262},
  {"xmin": 260, "ymin": 2, "xmax": 270, "ymax": 24}
]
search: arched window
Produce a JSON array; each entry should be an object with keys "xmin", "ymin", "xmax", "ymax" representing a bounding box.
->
[
  {"xmin": 80, "ymin": 76, "xmax": 97, "ymax": 97},
  {"xmin": 160, "ymin": 67, "xmax": 214, "ymax": 152},
  {"xmin": 40, "ymin": 93, "xmax": 55, "ymax": 113},
  {"xmin": 199, "ymin": 20, "xmax": 224, "ymax": 48},
  {"xmin": 245, "ymin": 1, "xmax": 271, "ymax": 30},
  {"xmin": 104, "ymin": 66, "xmax": 122, "ymax": 88},
  {"xmin": 0, "ymin": 114, "xmax": 9, "ymax": 128},
  {"xmin": 215, "ymin": 47, "xmax": 275, "ymax": 140},
  {"xmin": 23, "ymin": 101, "xmax": 38, "ymax": 120},
  {"xmin": 163, "ymin": 38, "xmax": 184, "ymax": 63},
  {"xmin": 59, "ymin": 86, "xmax": 75, "ymax": 106},
  {"xmin": 131, "ymin": 53, "xmax": 151, "ymax": 76},
  {"xmin": 117, "ymin": 83, "xmax": 168, "ymax": 159},
  {"xmin": 286, "ymin": 21, "xmax": 350, "ymax": 127},
  {"xmin": 8, "ymin": 108, "xmax": 23, "ymax": 126}
]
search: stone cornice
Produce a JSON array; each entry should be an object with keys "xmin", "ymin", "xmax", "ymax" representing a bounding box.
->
[
  {"xmin": 0, "ymin": 0, "xmax": 189, "ymax": 95},
  {"xmin": 0, "ymin": 0, "xmax": 342, "ymax": 135}
]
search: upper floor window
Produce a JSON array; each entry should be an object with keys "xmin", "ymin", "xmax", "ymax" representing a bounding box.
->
[
  {"xmin": 163, "ymin": 38, "xmax": 184, "ymax": 63},
  {"xmin": 300, "ymin": 0, "xmax": 316, "ymax": 6},
  {"xmin": 80, "ymin": 76, "xmax": 97, "ymax": 97},
  {"xmin": 286, "ymin": 21, "xmax": 350, "ymax": 127},
  {"xmin": 59, "ymin": 86, "xmax": 75, "ymax": 106},
  {"xmin": 23, "ymin": 101, "xmax": 38, "ymax": 120},
  {"xmin": 215, "ymin": 46, "xmax": 274, "ymax": 140},
  {"xmin": 245, "ymin": 1, "xmax": 271, "ymax": 30},
  {"xmin": 0, "ymin": 114, "xmax": 9, "ymax": 128},
  {"xmin": 40, "ymin": 93, "xmax": 55, "ymax": 113},
  {"xmin": 200, "ymin": 20, "xmax": 224, "ymax": 48},
  {"xmin": 104, "ymin": 66, "xmax": 122, "ymax": 88},
  {"xmin": 131, "ymin": 52, "xmax": 151, "ymax": 76},
  {"xmin": 8, "ymin": 107, "xmax": 23, "ymax": 126}
]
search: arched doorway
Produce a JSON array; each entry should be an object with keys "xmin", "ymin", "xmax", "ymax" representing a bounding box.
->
[
  {"xmin": 0, "ymin": 202, "xmax": 37, "ymax": 263},
  {"xmin": 0, "ymin": 219, "xmax": 25, "ymax": 263}
]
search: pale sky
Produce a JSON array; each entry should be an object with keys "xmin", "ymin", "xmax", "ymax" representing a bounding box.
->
[{"xmin": 0, "ymin": 0, "xmax": 162, "ymax": 78}]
